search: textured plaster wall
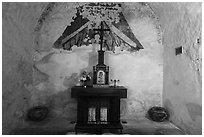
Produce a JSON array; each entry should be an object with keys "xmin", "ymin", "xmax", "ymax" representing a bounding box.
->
[
  {"xmin": 2, "ymin": 3, "xmax": 48, "ymax": 134},
  {"xmin": 2, "ymin": 3, "xmax": 163, "ymax": 134},
  {"xmin": 150, "ymin": 2, "xmax": 202, "ymax": 134},
  {"xmin": 32, "ymin": 2, "xmax": 163, "ymax": 120},
  {"xmin": 4, "ymin": 2, "xmax": 201, "ymax": 135}
]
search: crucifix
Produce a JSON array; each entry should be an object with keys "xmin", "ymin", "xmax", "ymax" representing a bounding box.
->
[
  {"xmin": 92, "ymin": 21, "xmax": 110, "ymax": 86},
  {"xmin": 93, "ymin": 21, "xmax": 110, "ymax": 51}
]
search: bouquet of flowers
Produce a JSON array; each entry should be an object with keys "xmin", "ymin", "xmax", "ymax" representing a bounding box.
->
[{"xmin": 79, "ymin": 71, "xmax": 91, "ymax": 87}]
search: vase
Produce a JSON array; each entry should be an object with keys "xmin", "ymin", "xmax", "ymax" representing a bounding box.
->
[{"xmin": 81, "ymin": 81, "xmax": 87, "ymax": 88}]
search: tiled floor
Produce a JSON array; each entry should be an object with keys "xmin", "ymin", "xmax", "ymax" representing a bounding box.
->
[{"xmin": 10, "ymin": 118, "xmax": 185, "ymax": 135}]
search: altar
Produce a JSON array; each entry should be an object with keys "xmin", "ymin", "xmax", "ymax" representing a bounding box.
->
[
  {"xmin": 71, "ymin": 86, "xmax": 127, "ymax": 134},
  {"xmin": 70, "ymin": 21, "xmax": 128, "ymax": 134}
]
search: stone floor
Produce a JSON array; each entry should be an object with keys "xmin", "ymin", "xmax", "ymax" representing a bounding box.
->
[
  {"xmin": 10, "ymin": 118, "xmax": 185, "ymax": 135},
  {"xmin": 121, "ymin": 119, "xmax": 184, "ymax": 135}
]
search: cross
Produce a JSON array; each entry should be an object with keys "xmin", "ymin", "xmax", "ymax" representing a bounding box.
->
[{"xmin": 93, "ymin": 21, "xmax": 110, "ymax": 51}]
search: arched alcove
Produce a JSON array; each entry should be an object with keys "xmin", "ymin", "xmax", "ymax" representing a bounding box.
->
[{"xmin": 31, "ymin": 2, "xmax": 163, "ymax": 119}]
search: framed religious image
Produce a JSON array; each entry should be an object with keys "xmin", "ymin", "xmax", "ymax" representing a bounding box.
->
[
  {"xmin": 93, "ymin": 65, "xmax": 109, "ymax": 86},
  {"xmin": 97, "ymin": 70, "xmax": 105, "ymax": 84}
]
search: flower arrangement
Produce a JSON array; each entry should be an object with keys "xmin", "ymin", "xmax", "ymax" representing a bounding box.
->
[{"xmin": 79, "ymin": 71, "xmax": 91, "ymax": 87}]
